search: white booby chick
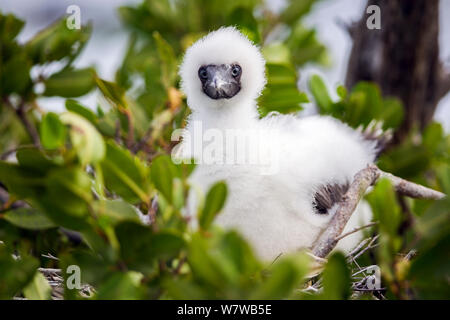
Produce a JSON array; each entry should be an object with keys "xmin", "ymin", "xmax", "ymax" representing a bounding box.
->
[{"xmin": 177, "ymin": 27, "xmax": 382, "ymax": 261}]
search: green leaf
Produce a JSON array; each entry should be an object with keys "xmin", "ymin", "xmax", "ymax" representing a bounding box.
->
[
  {"xmin": 379, "ymin": 97, "xmax": 404, "ymax": 129},
  {"xmin": 336, "ymin": 85, "xmax": 347, "ymax": 100},
  {"xmin": 23, "ymin": 271, "xmax": 52, "ymax": 300},
  {"xmin": 0, "ymin": 54, "xmax": 31, "ymax": 95},
  {"xmin": 65, "ymin": 99, "xmax": 98, "ymax": 124},
  {"xmin": 101, "ymin": 141, "xmax": 151, "ymax": 203},
  {"xmin": 95, "ymin": 271, "xmax": 143, "ymax": 300},
  {"xmin": 286, "ymin": 21, "xmax": 328, "ymax": 66},
  {"xmin": 378, "ymin": 139, "xmax": 431, "ymax": 180},
  {"xmin": 59, "ymin": 249, "xmax": 112, "ymax": 289},
  {"xmin": 0, "ymin": 161, "xmax": 45, "ymax": 199},
  {"xmin": 187, "ymin": 232, "xmax": 231, "ymax": 290},
  {"xmin": 259, "ymin": 64, "xmax": 307, "ymax": 116},
  {"xmin": 153, "ymin": 31, "xmax": 177, "ymax": 89},
  {"xmin": 95, "ymin": 77, "xmax": 127, "ymax": 108},
  {"xmin": 44, "ymin": 68, "xmax": 96, "ymax": 98},
  {"xmin": 409, "ymin": 195, "xmax": 450, "ymax": 298},
  {"xmin": 367, "ymin": 178, "xmax": 402, "ymax": 237},
  {"xmin": 217, "ymin": 230, "xmax": 261, "ymax": 278},
  {"xmin": 163, "ymin": 278, "xmax": 207, "ymax": 300},
  {"xmin": 4, "ymin": 208, "xmax": 56, "ymax": 230},
  {"xmin": 409, "ymin": 232, "xmax": 450, "ymax": 299},
  {"xmin": 265, "ymin": 64, "xmax": 297, "ymax": 85},
  {"xmin": 199, "ymin": 181, "xmax": 228, "ymax": 229},
  {"xmin": 25, "ymin": 19, "xmax": 91, "ymax": 64},
  {"xmin": 321, "ymin": 252, "xmax": 351, "ymax": 300},
  {"xmin": 0, "ymin": 246, "xmax": 39, "ymax": 299},
  {"xmin": 150, "ymin": 155, "xmax": 178, "ymax": 203},
  {"xmin": 0, "ymin": 13, "xmax": 25, "ymax": 42},
  {"xmin": 251, "ymin": 253, "xmax": 310, "ymax": 299},
  {"xmin": 414, "ymin": 195, "xmax": 450, "ymax": 299},
  {"xmin": 16, "ymin": 148, "xmax": 60, "ymax": 174},
  {"xmin": 262, "ymin": 43, "xmax": 291, "ymax": 65},
  {"xmin": 280, "ymin": 0, "xmax": 316, "ymax": 25},
  {"xmin": 60, "ymin": 111, "xmax": 105, "ymax": 165},
  {"xmin": 309, "ymin": 74, "xmax": 333, "ymax": 112},
  {"xmin": 93, "ymin": 199, "xmax": 141, "ymax": 226},
  {"xmin": 115, "ymin": 222, "xmax": 185, "ymax": 273},
  {"xmin": 32, "ymin": 167, "xmax": 93, "ymax": 230},
  {"xmin": 227, "ymin": 7, "xmax": 260, "ymax": 43},
  {"xmin": 40, "ymin": 112, "xmax": 67, "ymax": 149}
]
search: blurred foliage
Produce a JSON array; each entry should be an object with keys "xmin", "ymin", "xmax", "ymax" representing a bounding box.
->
[{"xmin": 0, "ymin": 0, "xmax": 449, "ymax": 300}]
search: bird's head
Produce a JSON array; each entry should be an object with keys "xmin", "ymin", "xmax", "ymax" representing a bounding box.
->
[{"xmin": 179, "ymin": 27, "xmax": 266, "ymax": 111}]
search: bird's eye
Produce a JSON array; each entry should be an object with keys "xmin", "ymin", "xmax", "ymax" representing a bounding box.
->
[
  {"xmin": 231, "ymin": 65, "xmax": 241, "ymax": 78},
  {"xmin": 198, "ymin": 67, "xmax": 208, "ymax": 80}
]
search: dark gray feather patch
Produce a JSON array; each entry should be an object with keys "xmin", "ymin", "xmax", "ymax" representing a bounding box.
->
[{"xmin": 313, "ymin": 182, "xmax": 350, "ymax": 214}]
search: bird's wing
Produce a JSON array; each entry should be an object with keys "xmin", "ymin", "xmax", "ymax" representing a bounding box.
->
[
  {"xmin": 357, "ymin": 120, "xmax": 393, "ymax": 158},
  {"xmin": 312, "ymin": 182, "xmax": 350, "ymax": 215}
]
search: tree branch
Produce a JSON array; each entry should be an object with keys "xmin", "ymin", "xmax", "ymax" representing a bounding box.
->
[
  {"xmin": 3, "ymin": 97, "xmax": 41, "ymax": 147},
  {"xmin": 311, "ymin": 164, "xmax": 446, "ymax": 258},
  {"xmin": 123, "ymin": 109, "xmax": 134, "ymax": 149},
  {"xmin": 379, "ymin": 170, "xmax": 445, "ymax": 200},
  {"xmin": 438, "ymin": 71, "xmax": 450, "ymax": 99}
]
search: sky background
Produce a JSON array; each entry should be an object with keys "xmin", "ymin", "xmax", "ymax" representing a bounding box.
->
[{"xmin": 1, "ymin": 0, "xmax": 449, "ymax": 132}]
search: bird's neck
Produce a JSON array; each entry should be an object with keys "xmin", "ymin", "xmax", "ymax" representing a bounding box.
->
[{"xmin": 189, "ymin": 100, "xmax": 259, "ymax": 131}]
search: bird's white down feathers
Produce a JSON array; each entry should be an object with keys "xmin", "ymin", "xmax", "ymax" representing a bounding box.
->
[{"xmin": 177, "ymin": 27, "xmax": 376, "ymax": 261}]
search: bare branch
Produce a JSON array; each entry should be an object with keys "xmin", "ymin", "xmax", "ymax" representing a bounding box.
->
[
  {"xmin": 311, "ymin": 164, "xmax": 446, "ymax": 258},
  {"xmin": 132, "ymin": 126, "xmax": 153, "ymax": 154},
  {"xmin": 379, "ymin": 170, "xmax": 446, "ymax": 200}
]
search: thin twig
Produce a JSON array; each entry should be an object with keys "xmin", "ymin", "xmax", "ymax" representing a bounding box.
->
[
  {"xmin": 38, "ymin": 267, "xmax": 61, "ymax": 275},
  {"xmin": 352, "ymin": 243, "xmax": 380, "ymax": 261},
  {"xmin": 132, "ymin": 127, "xmax": 153, "ymax": 154},
  {"xmin": 42, "ymin": 253, "xmax": 60, "ymax": 261},
  {"xmin": 124, "ymin": 109, "xmax": 134, "ymax": 149},
  {"xmin": 346, "ymin": 237, "xmax": 371, "ymax": 258},
  {"xmin": 335, "ymin": 222, "xmax": 379, "ymax": 242},
  {"xmin": 348, "ymin": 236, "xmax": 380, "ymax": 262},
  {"xmin": 352, "ymin": 287, "xmax": 386, "ymax": 292},
  {"xmin": 173, "ymin": 256, "xmax": 187, "ymax": 275},
  {"xmin": 403, "ymin": 249, "xmax": 417, "ymax": 261},
  {"xmin": 3, "ymin": 98, "xmax": 41, "ymax": 147},
  {"xmin": 148, "ymin": 195, "xmax": 158, "ymax": 225}
]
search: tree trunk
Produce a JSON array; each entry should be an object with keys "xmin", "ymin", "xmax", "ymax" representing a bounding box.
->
[{"xmin": 346, "ymin": 0, "xmax": 449, "ymax": 143}]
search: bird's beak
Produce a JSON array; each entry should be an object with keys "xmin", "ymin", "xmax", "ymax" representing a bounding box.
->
[{"xmin": 201, "ymin": 64, "xmax": 241, "ymax": 99}]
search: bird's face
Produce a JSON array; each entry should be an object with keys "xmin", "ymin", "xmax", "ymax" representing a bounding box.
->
[
  {"xmin": 198, "ymin": 64, "xmax": 242, "ymax": 100},
  {"xmin": 180, "ymin": 27, "xmax": 266, "ymax": 111}
]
